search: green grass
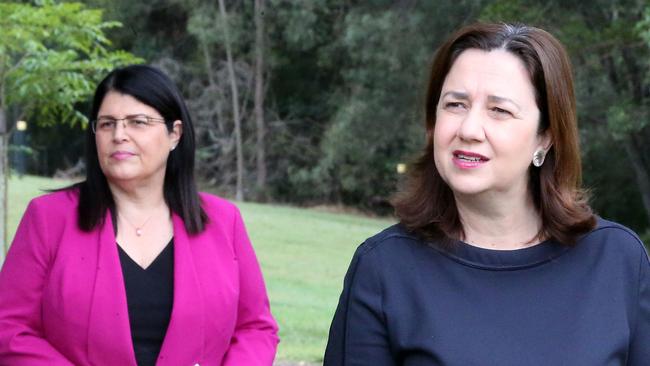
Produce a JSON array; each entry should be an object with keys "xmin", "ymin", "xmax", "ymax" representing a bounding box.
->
[{"xmin": 7, "ymin": 175, "xmax": 393, "ymax": 363}]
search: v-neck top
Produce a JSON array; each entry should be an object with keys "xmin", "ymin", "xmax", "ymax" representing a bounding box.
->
[{"xmin": 118, "ymin": 239, "xmax": 174, "ymax": 366}]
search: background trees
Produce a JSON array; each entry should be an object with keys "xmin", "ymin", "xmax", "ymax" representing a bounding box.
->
[
  {"xmin": 481, "ymin": 0, "xmax": 650, "ymax": 232},
  {"xmin": 0, "ymin": 1, "xmax": 139, "ymax": 257},
  {"xmin": 7, "ymin": 0, "xmax": 650, "ymax": 237}
]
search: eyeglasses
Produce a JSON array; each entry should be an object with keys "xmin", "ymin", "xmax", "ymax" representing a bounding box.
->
[{"xmin": 91, "ymin": 115, "xmax": 167, "ymax": 134}]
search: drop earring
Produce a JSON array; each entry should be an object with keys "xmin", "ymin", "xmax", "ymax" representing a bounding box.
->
[{"xmin": 532, "ymin": 149, "xmax": 546, "ymax": 167}]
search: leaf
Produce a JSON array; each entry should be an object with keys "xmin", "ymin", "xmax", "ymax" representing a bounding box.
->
[{"xmin": 0, "ymin": 1, "xmax": 141, "ymax": 128}]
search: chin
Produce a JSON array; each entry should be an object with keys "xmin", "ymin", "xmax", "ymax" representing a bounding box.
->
[
  {"xmin": 104, "ymin": 170, "xmax": 141, "ymax": 183},
  {"xmin": 444, "ymin": 177, "xmax": 491, "ymax": 196},
  {"xmin": 449, "ymin": 186, "xmax": 489, "ymax": 197}
]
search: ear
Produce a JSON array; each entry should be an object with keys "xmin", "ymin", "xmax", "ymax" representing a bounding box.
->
[
  {"xmin": 538, "ymin": 129, "xmax": 552, "ymax": 153},
  {"xmin": 169, "ymin": 120, "xmax": 183, "ymax": 148}
]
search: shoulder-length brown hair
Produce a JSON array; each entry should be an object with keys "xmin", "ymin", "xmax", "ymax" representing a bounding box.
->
[{"xmin": 392, "ymin": 23, "xmax": 596, "ymax": 245}]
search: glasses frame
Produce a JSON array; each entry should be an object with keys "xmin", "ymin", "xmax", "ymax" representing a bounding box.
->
[{"xmin": 91, "ymin": 115, "xmax": 168, "ymax": 134}]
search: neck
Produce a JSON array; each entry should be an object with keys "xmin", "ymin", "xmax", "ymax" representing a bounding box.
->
[
  {"xmin": 454, "ymin": 188, "xmax": 543, "ymax": 250},
  {"xmin": 108, "ymin": 179, "xmax": 168, "ymax": 217}
]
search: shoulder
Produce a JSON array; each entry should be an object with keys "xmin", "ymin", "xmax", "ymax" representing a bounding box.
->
[
  {"xmin": 197, "ymin": 193, "xmax": 247, "ymax": 233},
  {"xmin": 13, "ymin": 189, "xmax": 80, "ymax": 252},
  {"xmin": 24, "ymin": 189, "xmax": 79, "ymax": 224},
  {"xmin": 354, "ymin": 224, "xmax": 426, "ymax": 261},
  {"xmin": 578, "ymin": 217, "xmax": 649, "ymax": 266},
  {"xmin": 199, "ymin": 192, "xmax": 241, "ymax": 219},
  {"xmin": 581, "ymin": 217, "xmax": 647, "ymax": 252},
  {"xmin": 28, "ymin": 189, "xmax": 79, "ymax": 211}
]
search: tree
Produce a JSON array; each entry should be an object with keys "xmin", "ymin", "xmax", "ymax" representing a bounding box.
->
[
  {"xmin": 254, "ymin": 0, "xmax": 267, "ymax": 200},
  {"xmin": 302, "ymin": 1, "xmax": 486, "ymax": 210},
  {"xmin": 184, "ymin": 0, "xmax": 252, "ymax": 200},
  {"xmin": 0, "ymin": 1, "xmax": 140, "ymax": 258},
  {"xmin": 218, "ymin": 0, "xmax": 245, "ymax": 201},
  {"xmin": 481, "ymin": 0, "xmax": 650, "ymax": 231}
]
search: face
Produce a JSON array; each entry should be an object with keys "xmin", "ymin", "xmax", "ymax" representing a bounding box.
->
[
  {"xmin": 433, "ymin": 49, "xmax": 550, "ymax": 198},
  {"xmin": 95, "ymin": 91, "xmax": 182, "ymax": 186}
]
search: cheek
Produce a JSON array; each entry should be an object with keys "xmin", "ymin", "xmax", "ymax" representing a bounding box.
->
[
  {"xmin": 432, "ymin": 122, "xmax": 452, "ymax": 172},
  {"xmin": 95, "ymin": 137, "xmax": 109, "ymax": 157},
  {"xmin": 433, "ymin": 118, "xmax": 457, "ymax": 153},
  {"xmin": 147, "ymin": 138, "xmax": 172, "ymax": 162},
  {"xmin": 489, "ymin": 127, "xmax": 538, "ymax": 162}
]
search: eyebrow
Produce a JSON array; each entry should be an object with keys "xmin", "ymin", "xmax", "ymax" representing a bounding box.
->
[
  {"xmin": 440, "ymin": 91, "xmax": 521, "ymax": 111},
  {"xmin": 96, "ymin": 113, "xmax": 151, "ymax": 119},
  {"xmin": 440, "ymin": 91, "xmax": 469, "ymax": 100},
  {"xmin": 487, "ymin": 95, "xmax": 521, "ymax": 111}
]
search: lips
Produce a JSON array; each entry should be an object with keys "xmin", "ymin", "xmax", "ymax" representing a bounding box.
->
[
  {"xmin": 453, "ymin": 150, "xmax": 488, "ymax": 161},
  {"xmin": 452, "ymin": 150, "xmax": 489, "ymax": 169},
  {"xmin": 110, "ymin": 151, "xmax": 136, "ymax": 160}
]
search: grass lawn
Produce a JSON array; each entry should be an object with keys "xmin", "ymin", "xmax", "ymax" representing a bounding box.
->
[{"xmin": 7, "ymin": 175, "xmax": 394, "ymax": 363}]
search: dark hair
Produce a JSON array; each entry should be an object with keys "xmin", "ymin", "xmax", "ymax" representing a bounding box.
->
[
  {"xmin": 72, "ymin": 64, "xmax": 207, "ymax": 234},
  {"xmin": 392, "ymin": 23, "xmax": 596, "ymax": 245}
]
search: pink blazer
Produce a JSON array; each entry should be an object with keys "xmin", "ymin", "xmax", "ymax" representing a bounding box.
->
[{"xmin": 0, "ymin": 190, "xmax": 279, "ymax": 365}]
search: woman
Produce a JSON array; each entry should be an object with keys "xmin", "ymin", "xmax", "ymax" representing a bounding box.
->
[
  {"xmin": 0, "ymin": 65, "xmax": 279, "ymax": 365},
  {"xmin": 324, "ymin": 23, "xmax": 649, "ymax": 365}
]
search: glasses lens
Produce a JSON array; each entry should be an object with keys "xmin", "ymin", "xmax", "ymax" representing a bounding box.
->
[
  {"xmin": 127, "ymin": 117, "xmax": 150, "ymax": 129},
  {"xmin": 96, "ymin": 118, "xmax": 117, "ymax": 132}
]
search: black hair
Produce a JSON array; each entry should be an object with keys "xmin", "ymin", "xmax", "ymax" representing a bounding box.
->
[{"xmin": 71, "ymin": 64, "xmax": 207, "ymax": 234}]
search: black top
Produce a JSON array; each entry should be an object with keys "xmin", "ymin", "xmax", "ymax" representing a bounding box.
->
[
  {"xmin": 118, "ymin": 240, "xmax": 174, "ymax": 366},
  {"xmin": 324, "ymin": 218, "xmax": 650, "ymax": 366}
]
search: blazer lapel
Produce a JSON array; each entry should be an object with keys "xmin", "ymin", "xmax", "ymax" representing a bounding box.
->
[
  {"xmin": 87, "ymin": 213, "xmax": 137, "ymax": 365},
  {"xmin": 156, "ymin": 213, "xmax": 205, "ymax": 366}
]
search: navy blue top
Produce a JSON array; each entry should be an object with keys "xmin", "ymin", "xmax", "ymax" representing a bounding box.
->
[{"xmin": 324, "ymin": 218, "xmax": 650, "ymax": 365}]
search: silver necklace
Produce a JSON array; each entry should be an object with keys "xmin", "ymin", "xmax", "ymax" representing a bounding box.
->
[{"xmin": 119, "ymin": 213, "xmax": 153, "ymax": 236}]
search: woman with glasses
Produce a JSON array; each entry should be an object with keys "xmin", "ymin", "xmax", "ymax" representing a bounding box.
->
[
  {"xmin": 0, "ymin": 65, "xmax": 279, "ymax": 365},
  {"xmin": 324, "ymin": 23, "xmax": 649, "ymax": 365}
]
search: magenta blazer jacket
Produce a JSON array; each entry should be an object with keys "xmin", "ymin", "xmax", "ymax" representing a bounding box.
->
[{"xmin": 0, "ymin": 190, "xmax": 279, "ymax": 365}]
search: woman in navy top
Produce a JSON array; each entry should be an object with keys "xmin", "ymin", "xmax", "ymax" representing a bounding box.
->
[{"xmin": 324, "ymin": 23, "xmax": 649, "ymax": 365}]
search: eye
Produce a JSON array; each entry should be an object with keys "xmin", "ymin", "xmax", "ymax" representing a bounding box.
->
[
  {"xmin": 98, "ymin": 119, "xmax": 116, "ymax": 129},
  {"xmin": 490, "ymin": 107, "xmax": 512, "ymax": 117},
  {"xmin": 128, "ymin": 117, "xmax": 150, "ymax": 126},
  {"xmin": 444, "ymin": 102, "xmax": 467, "ymax": 110}
]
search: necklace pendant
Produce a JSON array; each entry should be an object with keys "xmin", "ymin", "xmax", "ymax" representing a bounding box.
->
[{"xmin": 136, "ymin": 228, "xmax": 142, "ymax": 236}]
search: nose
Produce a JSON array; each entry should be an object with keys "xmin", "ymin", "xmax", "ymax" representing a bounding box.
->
[
  {"xmin": 456, "ymin": 106, "xmax": 485, "ymax": 142},
  {"xmin": 111, "ymin": 119, "xmax": 129, "ymax": 142}
]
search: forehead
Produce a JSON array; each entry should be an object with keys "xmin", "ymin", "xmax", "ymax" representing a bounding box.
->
[
  {"xmin": 97, "ymin": 91, "xmax": 161, "ymax": 117},
  {"xmin": 442, "ymin": 48, "xmax": 535, "ymax": 101}
]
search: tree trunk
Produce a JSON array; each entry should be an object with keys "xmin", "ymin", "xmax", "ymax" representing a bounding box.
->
[
  {"xmin": 624, "ymin": 135, "xmax": 650, "ymax": 225},
  {"xmin": 201, "ymin": 40, "xmax": 217, "ymax": 87},
  {"xmin": 218, "ymin": 0, "xmax": 244, "ymax": 201},
  {"xmin": 0, "ymin": 106, "xmax": 7, "ymax": 263},
  {"xmin": 254, "ymin": 0, "xmax": 267, "ymax": 201}
]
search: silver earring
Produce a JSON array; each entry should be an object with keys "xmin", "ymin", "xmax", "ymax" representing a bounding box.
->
[
  {"xmin": 170, "ymin": 145, "xmax": 177, "ymax": 151},
  {"xmin": 532, "ymin": 149, "xmax": 546, "ymax": 167}
]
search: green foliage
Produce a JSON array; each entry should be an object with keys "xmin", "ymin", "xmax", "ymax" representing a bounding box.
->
[
  {"xmin": 0, "ymin": 1, "xmax": 141, "ymax": 126},
  {"xmin": 300, "ymin": 2, "xmax": 484, "ymax": 209},
  {"xmin": 479, "ymin": 0, "xmax": 547, "ymax": 24},
  {"xmin": 606, "ymin": 101, "xmax": 643, "ymax": 140},
  {"xmin": 11, "ymin": 0, "xmax": 650, "ymax": 235},
  {"xmin": 270, "ymin": 0, "xmax": 334, "ymax": 51},
  {"xmin": 480, "ymin": 0, "xmax": 650, "ymax": 231},
  {"xmin": 639, "ymin": 6, "xmax": 650, "ymax": 43},
  {"xmin": 188, "ymin": 3, "xmax": 248, "ymax": 49}
]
